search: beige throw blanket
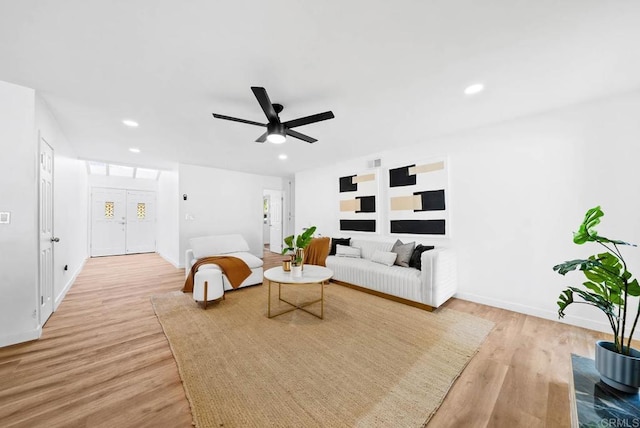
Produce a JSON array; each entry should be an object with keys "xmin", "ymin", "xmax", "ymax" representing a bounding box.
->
[{"xmin": 183, "ymin": 256, "xmax": 252, "ymax": 292}]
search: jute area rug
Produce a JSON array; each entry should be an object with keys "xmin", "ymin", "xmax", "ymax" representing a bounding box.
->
[{"xmin": 152, "ymin": 282, "xmax": 494, "ymax": 428}]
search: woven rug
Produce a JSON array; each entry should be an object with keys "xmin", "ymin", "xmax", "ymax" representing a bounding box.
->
[{"xmin": 152, "ymin": 283, "xmax": 493, "ymax": 427}]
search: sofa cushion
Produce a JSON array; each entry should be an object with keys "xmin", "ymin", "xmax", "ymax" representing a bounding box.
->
[
  {"xmin": 329, "ymin": 237, "xmax": 351, "ymax": 255},
  {"xmin": 371, "ymin": 250, "xmax": 397, "ymax": 267},
  {"xmin": 335, "ymin": 244, "xmax": 361, "ymax": 258},
  {"xmin": 350, "ymin": 239, "xmax": 394, "ymax": 260},
  {"xmin": 189, "ymin": 234, "xmax": 250, "ymax": 259},
  {"xmin": 409, "ymin": 245, "xmax": 435, "ymax": 270},
  {"xmin": 391, "ymin": 239, "xmax": 415, "ymax": 267}
]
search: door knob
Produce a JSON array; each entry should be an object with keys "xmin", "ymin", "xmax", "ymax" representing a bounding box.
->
[{"xmin": 51, "ymin": 237, "xmax": 60, "ymax": 243}]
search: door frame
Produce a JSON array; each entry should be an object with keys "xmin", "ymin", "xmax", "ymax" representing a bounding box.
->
[{"xmin": 264, "ymin": 189, "xmax": 284, "ymax": 254}]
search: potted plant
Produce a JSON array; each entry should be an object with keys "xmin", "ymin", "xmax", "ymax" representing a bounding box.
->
[
  {"xmin": 282, "ymin": 226, "xmax": 317, "ymax": 276},
  {"xmin": 554, "ymin": 206, "xmax": 640, "ymax": 393}
]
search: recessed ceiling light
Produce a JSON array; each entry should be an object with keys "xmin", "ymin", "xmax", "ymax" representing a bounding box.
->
[
  {"xmin": 122, "ymin": 119, "xmax": 139, "ymax": 127},
  {"xmin": 464, "ymin": 83, "xmax": 484, "ymax": 95},
  {"xmin": 129, "ymin": 147, "xmax": 140, "ymax": 153},
  {"xmin": 278, "ymin": 154, "xmax": 288, "ymax": 160}
]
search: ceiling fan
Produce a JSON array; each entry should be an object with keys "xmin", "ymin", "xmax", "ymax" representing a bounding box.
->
[{"xmin": 212, "ymin": 86, "xmax": 335, "ymax": 144}]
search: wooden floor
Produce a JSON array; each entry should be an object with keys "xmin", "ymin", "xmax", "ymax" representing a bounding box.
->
[{"xmin": 0, "ymin": 251, "xmax": 628, "ymax": 427}]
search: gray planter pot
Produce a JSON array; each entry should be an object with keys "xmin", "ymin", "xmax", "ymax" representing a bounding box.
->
[{"xmin": 594, "ymin": 340, "xmax": 640, "ymax": 394}]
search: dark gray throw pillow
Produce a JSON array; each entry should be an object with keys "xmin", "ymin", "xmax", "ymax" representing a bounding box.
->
[
  {"xmin": 330, "ymin": 238, "xmax": 351, "ymax": 255},
  {"xmin": 409, "ymin": 244, "xmax": 435, "ymax": 270},
  {"xmin": 391, "ymin": 239, "xmax": 415, "ymax": 267}
]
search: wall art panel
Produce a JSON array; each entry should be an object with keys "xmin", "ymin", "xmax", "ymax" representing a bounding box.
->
[
  {"xmin": 338, "ymin": 171, "xmax": 378, "ymax": 233},
  {"xmin": 388, "ymin": 158, "xmax": 449, "ymax": 236}
]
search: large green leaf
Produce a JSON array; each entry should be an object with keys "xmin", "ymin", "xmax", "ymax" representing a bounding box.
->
[
  {"xmin": 553, "ymin": 259, "xmax": 595, "ymax": 275},
  {"xmin": 573, "ymin": 206, "xmax": 603, "ymax": 244},
  {"xmin": 557, "ymin": 286, "xmax": 616, "ymax": 319},
  {"xmin": 628, "ymin": 278, "xmax": 640, "ymax": 297},
  {"xmin": 281, "ymin": 235, "xmax": 295, "ymax": 255},
  {"xmin": 583, "ymin": 281, "xmax": 606, "ymax": 297},
  {"xmin": 295, "ymin": 226, "xmax": 317, "ymax": 249}
]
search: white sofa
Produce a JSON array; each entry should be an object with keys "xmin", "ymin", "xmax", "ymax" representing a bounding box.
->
[
  {"xmin": 185, "ymin": 234, "xmax": 264, "ymax": 302},
  {"xmin": 325, "ymin": 239, "xmax": 457, "ymax": 309}
]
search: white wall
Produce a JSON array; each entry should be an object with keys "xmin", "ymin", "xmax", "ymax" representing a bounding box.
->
[
  {"xmin": 0, "ymin": 81, "xmax": 39, "ymax": 347},
  {"xmin": 35, "ymin": 95, "xmax": 89, "ymax": 310},
  {"xmin": 295, "ymin": 89, "xmax": 640, "ymax": 334},
  {"xmin": 178, "ymin": 163, "xmax": 283, "ymax": 266},
  {"xmin": 88, "ymin": 174, "xmax": 159, "ymax": 191},
  {"xmin": 157, "ymin": 170, "xmax": 180, "ymax": 267}
]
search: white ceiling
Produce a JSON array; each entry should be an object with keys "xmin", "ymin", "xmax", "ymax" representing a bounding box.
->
[{"xmin": 1, "ymin": 1, "xmax": 640, "ymax": 177}]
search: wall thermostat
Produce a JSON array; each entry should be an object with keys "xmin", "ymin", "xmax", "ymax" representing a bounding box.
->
[{"xmin": 0, "ymin": 212, "xmax": 10, "ymax": 224}]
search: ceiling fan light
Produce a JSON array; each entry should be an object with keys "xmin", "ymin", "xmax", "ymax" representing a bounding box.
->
[{"xmin": 267, "ymin": 133, "xmax": 286, "ymax": 144}]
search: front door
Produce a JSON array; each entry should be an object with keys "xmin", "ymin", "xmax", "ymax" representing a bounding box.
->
[
  {"xmin": 91, "ymin": 188, "xmax": 126, "ymax": 256},
  {"xmin": 125, "ymin": 190, "xmax": 156, "ymax": 254},
  {"xmin": 38, "ymin": 137, "xmax": 54, "ymax": 324}
]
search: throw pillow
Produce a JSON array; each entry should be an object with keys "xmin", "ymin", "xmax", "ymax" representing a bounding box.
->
[
  {"xmin": 335, "ymin": 244, "xmax": 361, "ymax": 258},
  {"xmin": 371, "ymin": 250, "xmax": 397, "ymax": 267},
  {"xmin": 391, "ymin": 239, "xmax": 415, "ymax": 267},
  {"xmin": 330, "ymin": 237, "xmax": 351, "ymax": 256},
  {"xmin": 409, "ymin": 244, "xmax": 435, "ymax": 270}
]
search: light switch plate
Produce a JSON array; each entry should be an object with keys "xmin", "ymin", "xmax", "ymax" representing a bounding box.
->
[{"xmin": 0, "ymin": 212, "xmax": 10, "ymax": 224}]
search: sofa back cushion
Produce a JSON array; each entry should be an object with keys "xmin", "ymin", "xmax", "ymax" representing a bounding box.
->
[
  {"xmin": 189, "ymin": 234, "xmax": 250, "ymax": 259},
  {"xmin": 350, "ymin": 239, "xmax": 394, "ymax": 260},
  {"xmin": 329, "ymin": 237, "xmax": 351, "ymax": 255},
  {"xmin": 335, "ymin": 244, "xmax": 361, "ymax": 258},
  {"xmin": 371, "ymin": 250, "xmax": 397, "ymax": 266}
]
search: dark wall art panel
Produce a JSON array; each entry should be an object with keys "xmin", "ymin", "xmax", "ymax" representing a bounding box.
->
[
  {"xmin": 414, "ymin": 189, "xmax": 446, "ymax": 211},
  {"xmin": 340, "ymin": 219, "xmax": 377, "ymax": 232},
  {"xmin": 355, "ymin": 196, "xmax": 376, "ymax": 213},
  {"xmin": 390, "ymin": 219, "xmax": 446, "ymax": 235},
  {"xmin": 339, "ymin": 175, "xmax": 358, "ymax": 193},
  {"xmin": 389, "ymin": 165, "xmax": 417, "ymax": 188}
]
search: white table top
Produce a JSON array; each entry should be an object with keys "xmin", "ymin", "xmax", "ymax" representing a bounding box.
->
[{"xmin": 264, "ymin": 265, "xmax": 333, "ymax": 284}]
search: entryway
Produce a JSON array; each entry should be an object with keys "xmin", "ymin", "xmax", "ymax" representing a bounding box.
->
[
  {"xmin": 90, "ymin": 188, "xmax": 156, "ymax": 256},
  {"xmin": 263, "ymin": 189, "xmax": 284, "ymax": 254}
]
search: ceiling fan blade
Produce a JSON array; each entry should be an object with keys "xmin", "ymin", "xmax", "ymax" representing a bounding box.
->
[
  {"xmin": 255, "ymin": 132, "xmax": 267, "ymax": 143},
  {"xmin": 283, "ymin": 111, "xmax": 334, "ymax": 129},
  {"xmin": 286, "ymin": 129, "xmax": 317, "ymax": 144},
  {"xmin": 212, "ymin": 113, "xmax": 265, "ymax": 127},
  {"xmin": 251, "ymin": 87, "xmax": 279, "ymax": 123}
]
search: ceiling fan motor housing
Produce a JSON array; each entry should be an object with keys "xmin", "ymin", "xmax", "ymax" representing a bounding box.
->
[{"xmin": 267, "ymin": 122, "xmax": 285, "ymax": 137}]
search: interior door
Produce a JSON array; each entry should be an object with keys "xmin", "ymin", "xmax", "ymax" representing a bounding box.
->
[
  {"xmin": 91, "ymin": 188, "xmax": 126, "ymax": 256},
  {"xmin": 269, "ymin": 190, "xmax": 283, "ymax": 253},
  {"xmin": 38, "ymin": 137, "xmax": 54, "ymax": 324},
  {"xmin": 125, "ymin": 190, "xmax": 156, "ymax": 254}
]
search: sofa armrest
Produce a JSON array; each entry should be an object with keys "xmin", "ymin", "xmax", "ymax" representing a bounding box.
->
[
  {"xmin": 420, "ymin": 248, "xmax": 457, "ymax": 307},
  {"xmin": 185, "ymin": 249, "xmax": 195, "ymax": 278}
]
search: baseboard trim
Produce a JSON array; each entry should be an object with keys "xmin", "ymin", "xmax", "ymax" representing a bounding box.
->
[
  {"xmin": 158, "ymin": 251, "xmax": 180, "ymax": 269},
  {"xmin": 55, "ymin": 258, "xmax": 87, "ymax": 311},
  {"xmin": 331, "ymin": 280, "xmax": 434, "ymax": 312},
  {"xmin": 0, "ymin": 325, "xmax": 42, "ymax": 348},
  {"xmin": 454, "ymin": 291, "xmax": 611, "ymax": 334}
]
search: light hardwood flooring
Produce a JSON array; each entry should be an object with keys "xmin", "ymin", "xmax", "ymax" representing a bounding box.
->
[{"xmin": 0, "ymin": 251, "xmax": 631, "ymax": 427}]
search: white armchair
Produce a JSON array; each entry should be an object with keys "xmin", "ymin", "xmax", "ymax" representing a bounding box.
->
[{"xmin": 185, "ymin": 234, "xmax": 264, "ymax": 306}]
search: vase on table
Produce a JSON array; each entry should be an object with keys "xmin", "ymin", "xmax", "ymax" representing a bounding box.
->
[
  {"xmin": 296, "ymin": 248, "xmax": 304, "ymax": 270},
  {"xmin": 291, "ymin": 265, "xmax": 302, "ymax": 278}
]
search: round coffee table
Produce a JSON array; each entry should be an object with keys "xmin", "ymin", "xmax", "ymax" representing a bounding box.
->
[{"xmin": 264, "ymin": 265, "xmax": 333, "ymax": 319}]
